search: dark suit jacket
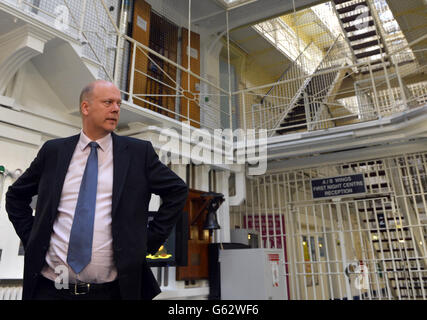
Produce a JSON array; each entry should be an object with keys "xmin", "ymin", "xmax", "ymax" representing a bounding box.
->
[{"xmin": 5, "ymin": 132, "xmax": 188, "ymax": 300}]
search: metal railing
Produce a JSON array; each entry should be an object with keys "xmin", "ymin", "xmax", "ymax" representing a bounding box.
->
[
  {"xmin": 0, "ymin": 0, "xmax": 231, "ymax": 132},
  {"xmin": 1, "ymin": 0, "xmax": 426, "ymax": 137},
  {"xmin": 230, "ymin": 151, "xmax": 427, "ymax": 300},
  {"xmin": 242, "ymin": 34, "xmax": 349, "ymax": 136},
  {"xmin": 251, "ymin": 41, "xmax": 315, "ymax": 134},
  {"xmin": 238, "ymin": 42, "xmax": 427, "ymax": 136},
  {"xmin": 0, "ymin": 0, "xmax": 119, "ymax": 80}
]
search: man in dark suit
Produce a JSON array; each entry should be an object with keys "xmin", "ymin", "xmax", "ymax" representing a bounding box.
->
[{"xmin": 5, "ymin": 80, "xmax": 188, "ymax": 300}]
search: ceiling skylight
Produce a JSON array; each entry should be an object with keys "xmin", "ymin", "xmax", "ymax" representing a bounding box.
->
[{"xmin": 217, "ymin": 0, "xmax": 258, "ymax": 9}]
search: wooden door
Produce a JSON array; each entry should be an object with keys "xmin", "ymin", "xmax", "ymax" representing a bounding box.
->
[
  {"xmin": 130, "ymin": 0, "xmax": 151, "ymax": 107},
  {"xmin": 180, "ymin": 28, "xmax": 201, "ymax": 128}
]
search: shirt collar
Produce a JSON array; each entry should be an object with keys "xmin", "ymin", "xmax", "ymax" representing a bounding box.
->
[{"xmin": 78, "ymin": 130, "xmax": 112, "ymax": 152}]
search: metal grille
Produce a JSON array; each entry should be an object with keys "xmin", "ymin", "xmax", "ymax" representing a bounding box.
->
[
  {"xmin": 144, "ymin": 11, "xmax": 178, "ymax": 118},
  {"xmin": 10, "ymin": 0, "xmax": 120, "ymax": 80},
  {"xmin": 230, "ymin": 151, "xmax": 427, "ymax": 300}
]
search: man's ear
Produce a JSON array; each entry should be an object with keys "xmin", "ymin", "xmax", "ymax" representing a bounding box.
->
[{"xmin": 81, "ymin": 101, "xmax": 89, "ymax": 116}]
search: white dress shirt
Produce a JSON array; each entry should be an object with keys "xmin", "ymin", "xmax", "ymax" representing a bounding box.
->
[{"xmin": 41, "ymin": 130, "xmax": 117, "ymax": 284}]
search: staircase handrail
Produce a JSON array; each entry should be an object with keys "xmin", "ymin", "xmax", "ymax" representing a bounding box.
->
[
  {"xmin": 260, "ymin": 41, "xmax": 314, "ymax": 104},
  {"xmin": 268, "ymin": 34, "xmax": 345, "ymax": 136}
]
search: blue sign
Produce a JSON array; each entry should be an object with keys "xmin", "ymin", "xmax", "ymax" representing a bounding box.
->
[{"xmin": 311, "ymin": 174, "xmax": 366, "ymax": 199}]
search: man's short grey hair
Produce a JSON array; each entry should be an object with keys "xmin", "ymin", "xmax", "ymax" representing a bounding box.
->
[
  {"xmin": 79, "ymin": 82, "xmax": 96, "ymax": 106},
  {"xmin": 79, "ymin": 80, "xmax": 118, "ymax": 115}
]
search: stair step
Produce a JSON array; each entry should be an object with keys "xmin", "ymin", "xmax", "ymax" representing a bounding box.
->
[
  {"xmin": 336, "ymin": 2, "xmax": 367, "ymax": 14},
  {"xmin": 389, "ymin": 277, "xmax": 427, "ymax": 281},
  {"xmin": 365, "ymin": 183, "xmax": 389, "ymax": 190},
  {"xmin": 383, "ymin": 256, "xmax": 423, "ymax": 260},
  {"xmin": 386, "ymin": 268, "xmax": 424, "ymax": 271},
  {"xmin": 277, "ymin": 125, "xmax": 307, "ymax": 134},
  {"xmin": 370, "ymin": 227, "xmax": 409, "ymax": 232},
  {"xmin": 352, "ymin": 39, "xmax": 380, "ymax": 51},
  {"xmin": 344, "ymin": 19, "xmax": 374, "ymax": 32},
  {"xmin": 364, "ymin": 170, "xmax": 386, "ymax": 177},
  {"xmin": 348, "ymin": 30, "xmax": 378, "ymax": 42},
  {"xmin": 286, "ymin": 110, "xmax": 305, "ymax": 116},
  {"xmin": 361, "ymin": 59, "xmax": 414, "ymax": 75},
  {"xmin": 393, "ymin": 286, "xmax": 427, "ymax": 289},
  {"xmin": 359, "ymin": 207, "xmax": 393, "ymax": 213},
  {"xmin": 360, "ymin": 65, "xmax": 390, "ymax": 75},
  {"xmin": 342, "ymin": 162, "xmax": 382, "ymax": 169},
  {"xmin": 280, "ymin": 120, "xmax": 306, "ymax": 127},
  {"xmin": 333, "ymin": 0, "xmax": 357, "ymax": 5},
  {"xmin": 373, "ymin": 238, "xmax": 412, "ymax": 243},
  {"xmin": 376, "ymin": 248, "xmax": 415, "ymax": 252},
  {"xmin": 355, "ymin": 48, "xmax": 382, "ymax": 59},
  {"xmin": 340, "ymin": 11, "xmax": 371, "ymax": 24},
  {"xmin": 363, "ymin": 217, "xmax": 404, "ymax": 222},
  {"xmin": 285, "ymin": 111, "xmax": 306, "ymax": 120}
]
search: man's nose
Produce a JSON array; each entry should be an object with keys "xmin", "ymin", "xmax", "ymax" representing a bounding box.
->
[{"xmin": 111, "ymin": 102, "xmax": 120, "ymax": 112}]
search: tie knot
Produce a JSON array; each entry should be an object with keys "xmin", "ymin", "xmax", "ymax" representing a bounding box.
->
[{"xmin": 88, "ymin": 142, "xmax": 99, "ymax": 149}]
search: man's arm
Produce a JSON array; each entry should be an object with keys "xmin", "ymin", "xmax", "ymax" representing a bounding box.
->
[
  {"xmin": 145, "ymin": 142, "xmax": 188, "ymax": 254},
  {"xmin": 5, "ymin": 143, "xmax": 47, "ymax": 248}
]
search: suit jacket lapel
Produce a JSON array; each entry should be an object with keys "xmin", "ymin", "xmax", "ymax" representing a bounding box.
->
[
  {"xmin": 51, "ymin": 134, "xmax": 80, "ymax": 219},
  {"xmin": 111, "ymin": 132, "xmax": 130, "ymax": 219}
]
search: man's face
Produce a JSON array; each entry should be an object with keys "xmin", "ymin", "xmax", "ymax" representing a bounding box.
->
[{"xmin": 81, "ymin": 82, "xmax": 121, "ymax": 137}]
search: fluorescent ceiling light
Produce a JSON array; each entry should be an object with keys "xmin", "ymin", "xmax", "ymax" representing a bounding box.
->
[{"xmin": 217, "ymin": 0, "xmax": 258, "ymax": 9}]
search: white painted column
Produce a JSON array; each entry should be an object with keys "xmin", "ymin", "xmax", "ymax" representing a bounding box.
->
[
  {"xmin": 215, "ymin": 170, "xmax": 231, "ymax": 243},
  {"xmin": 194, "ymin": 165, "xmax": 209, "ymax": 192}
]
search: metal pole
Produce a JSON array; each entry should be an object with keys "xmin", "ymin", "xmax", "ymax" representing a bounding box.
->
[
  {"xmin": 242, "ymin": 92, "xmax": 247, "ymax": 130},
  {"xmin": 304, "ymin": 91, "xmax": 311, "ymax": 131},
  {"xmin": 128, "ymin": 42, "xmax": 136, "ymax": 104},
  {"xmin": 187, "ymin": 0, "xmax": 191, "ymax": 124},
  {"xmin": 226, "ymin": 10, "xmax": 233, "ymax": 131},
  {"xmin": 175, "ymin": 27, "xmax": 183, "ymax": 120},
  {"xmin": 113, "ymin": 0, "xmax": 126, "ymax": 86},
  {"xmin": 78, "ymin": 0, "xmax": 87, "ymax": 41},
  {"xmin": 368, "ymin": 62, "xmax": 381, "ymax": 119},
  {"xmin": 393, "ymin": 57, "xmax": 408, "ymax": 110},
  {"xmin": 334, "ymin": 198, "xmax": 353, "ymax": 300}
]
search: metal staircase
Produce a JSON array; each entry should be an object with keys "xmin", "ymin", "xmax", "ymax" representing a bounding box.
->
[
  {"xmin": 265, "ymin": 35, "xmax": 350, "ymax": 136},
  {"xmin": 344, "ymin": 160, "xmax": 427, "ymax": 299},
  {"xmin": 332, "ymin": 0, "xmax": 389, "ymax": 74},
  {"xmin": 277, "ymin": 68, "xmax": 352, "ymax": 134}
]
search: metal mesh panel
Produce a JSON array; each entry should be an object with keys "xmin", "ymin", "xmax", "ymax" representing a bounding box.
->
[
  {"xmin": 231, "ymin": 151, "xmax": 427, "ymax": 300},
  {"xmin": 143, "ymin": 11, "xmax": 178, "ymax": 118},
  {"xmin": 13, "ymin": 0, "xmax": 120, "ymax": 80}
]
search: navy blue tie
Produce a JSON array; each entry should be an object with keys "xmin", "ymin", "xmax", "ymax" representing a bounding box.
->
[{"xmin": 67, "ymin": 141, "xmax": 99, "ymax": 274}]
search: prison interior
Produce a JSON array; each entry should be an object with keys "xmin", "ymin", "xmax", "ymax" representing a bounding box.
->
[{"xmin": 0, "ymin": 0, "xmax": 426, "ymax": 300}]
